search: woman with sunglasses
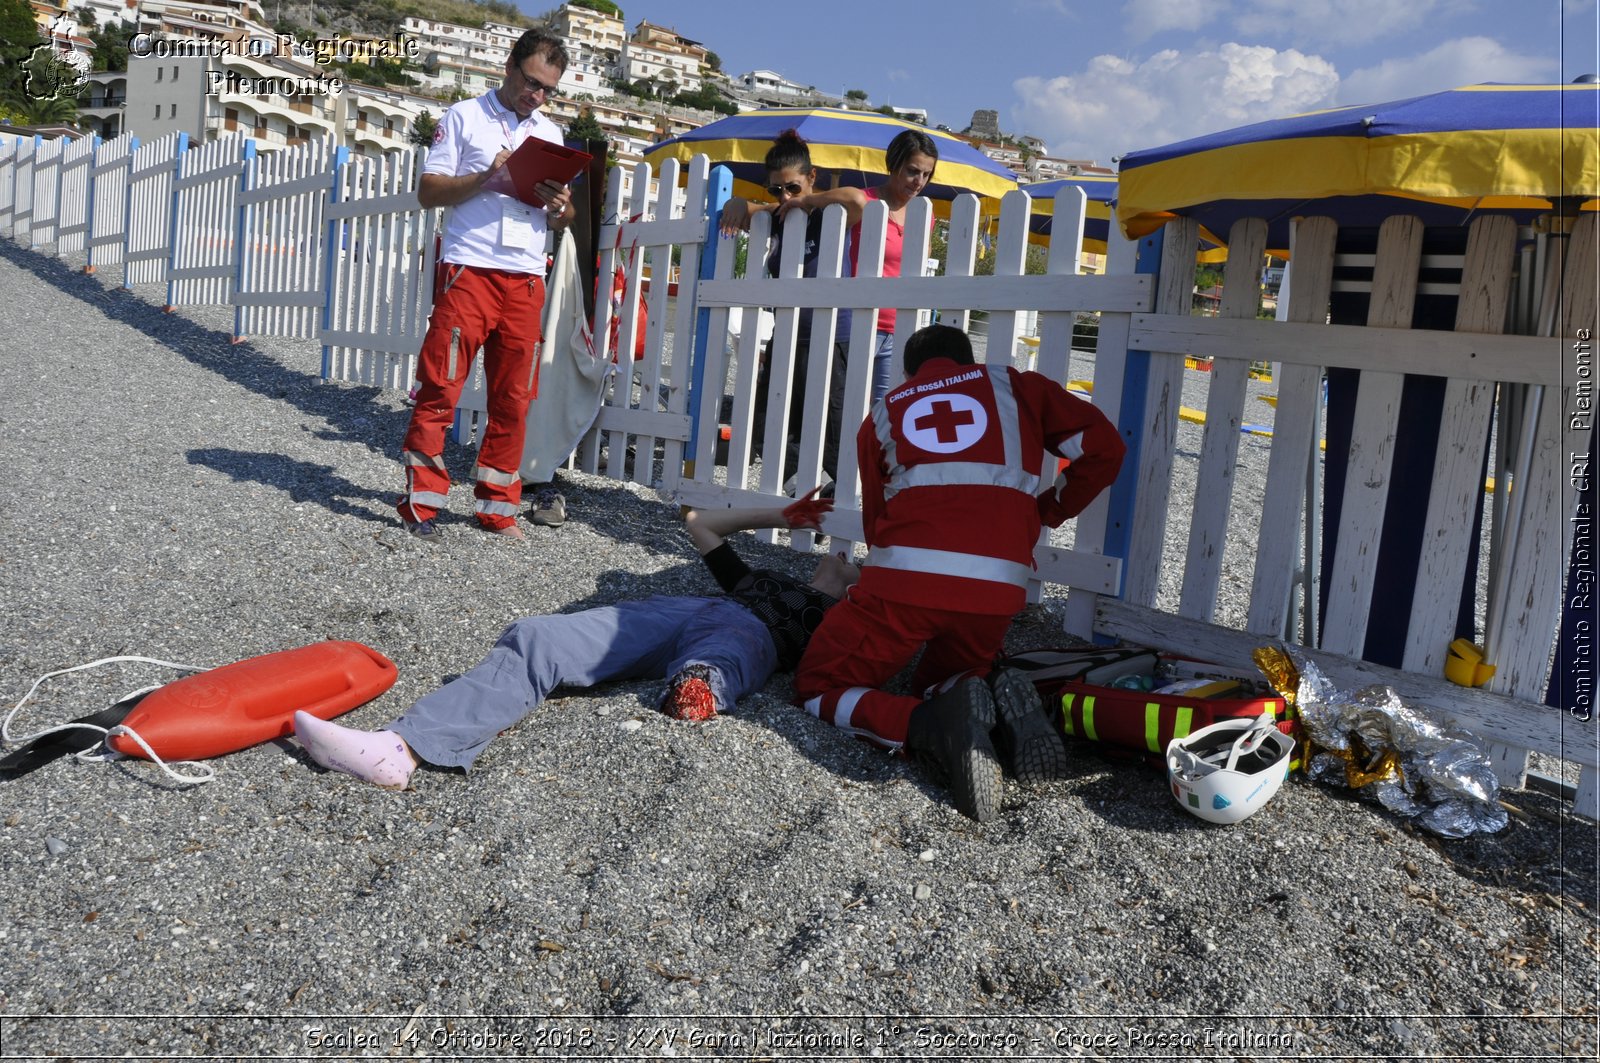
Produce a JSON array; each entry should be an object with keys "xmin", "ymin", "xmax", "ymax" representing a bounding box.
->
[
  {"xmin": 722, "ymin": 129, "xmax": 939, "ymax": 404},
  {"xmin": 719, "ymin": 130, "xmax": 853, "ymax": 488}
]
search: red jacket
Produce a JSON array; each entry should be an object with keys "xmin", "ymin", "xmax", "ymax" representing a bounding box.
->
[{"xmin": 856, "ymin": 358, "xmax": 1125, "ymax": 615}]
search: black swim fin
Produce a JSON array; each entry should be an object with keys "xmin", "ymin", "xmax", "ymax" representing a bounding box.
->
[{"xmin": 0, "ymin": 690, "xmax": 151, "ymax": 780}]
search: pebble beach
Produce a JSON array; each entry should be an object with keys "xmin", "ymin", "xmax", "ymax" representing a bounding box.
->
[{"xmin": 0, "ymin": 239, "xmax": 1595, "ymax": 1060}]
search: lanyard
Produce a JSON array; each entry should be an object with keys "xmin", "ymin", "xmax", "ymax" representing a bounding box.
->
[{"xmin": 487, "ymin": 91, "xmax": 525, "ymax": 150}]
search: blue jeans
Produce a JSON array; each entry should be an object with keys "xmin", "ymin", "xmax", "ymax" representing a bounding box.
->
[
  {"xmin": 389, "ymin": 596, "xmax": 778, "ymax": 769},
  {"xmin": 870, "ymin": 330, "xmax": 896, "ymax": 403}
]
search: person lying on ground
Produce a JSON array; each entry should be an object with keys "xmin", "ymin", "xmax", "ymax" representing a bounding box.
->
[{"xmin": 295, "ymin": 491, "xmax": 858, "ymax": 789}]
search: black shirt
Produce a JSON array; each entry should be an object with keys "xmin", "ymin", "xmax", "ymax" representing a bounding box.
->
[
  {"xmin": 766, "ymin": 208, "xmax": 852, "ymax": 347},
  {"xmin": 700, "ymin": 542, "xmax": 837, "ymax": 670}
]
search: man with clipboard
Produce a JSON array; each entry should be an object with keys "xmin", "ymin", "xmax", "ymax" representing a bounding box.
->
[{"xmin": 398, "ymin": 30, "xmax": 579, "ymax": 542}]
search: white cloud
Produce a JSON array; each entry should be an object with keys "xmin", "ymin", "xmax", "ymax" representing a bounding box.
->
[
  {"xmin": 1338, "ymin": 37, "xmax": 1559, "ymax": 105},
  {"xmin": 1123, "ymin": 0, "xmax": 1222, "ymax": 40},
  {"xmin": 1012, "ymin": 43, "xmax": 1339, "ymax": 165},
  {"xmin": 1234, "ymin": 0, "xmax": 1464, "ymax": 48}
]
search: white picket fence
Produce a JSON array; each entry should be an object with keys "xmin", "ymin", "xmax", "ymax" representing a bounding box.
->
[
  {"xmin": 86, "ymin": 133, "xmax": 137, "ymax": 273},
  {"xmin": 1102, "ymin": 213, "xmax": 1594, "ymax": 814},
  {"xmin": 235, "ymin": 139, "xmax": 343, "ymax": 343},
  {"xmin": 567, "ymin": 156, "xmax": 706, "ymax": 484},
  {"xmin": 55, "ymin": 134, "xmax": 97, "ymax": 257},
  {"xmin": 168, "ymin": 135, "xmax": 249, "ymax": 309},
  {"xmin": 10, "ymin": 136, "xmax": 36, "ymax": 246},
  {"xmin": 1, "ymin": 134, "xmax": 1591, "ymax": 817},
  {"xmin": 322, "ymin": 147, "xmax": 438, "ymax": 389},
  {"xmin": 0, "ymin": 138, "xmax": 16, "ymax": 233},
  {"xmin": 28, "ymin": 136, "xmax": 63, "ymax": 252},
  {"xmin": 123, "ymin": 132, "xmax": 184, "ymax": 288}
]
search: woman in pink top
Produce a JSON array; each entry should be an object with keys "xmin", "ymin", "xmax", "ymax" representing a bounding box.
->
[{"xmin": 736, "ymin": 129, "xmax": 940, "ymax": 402}]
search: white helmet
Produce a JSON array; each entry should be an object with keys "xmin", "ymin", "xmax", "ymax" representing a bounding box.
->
[{"xmin": 1166, "ymin": 714, "xmax": 1294, "ymax": 825}]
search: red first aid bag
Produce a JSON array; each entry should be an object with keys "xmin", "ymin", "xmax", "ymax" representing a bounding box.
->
[
  {"xmin": 1054, "ymin": 682, "xmax": 1288, "ymax": 761},
  {"xmin": 999, "ymin": 647, "xmax": 1293, "ymax": 763}
]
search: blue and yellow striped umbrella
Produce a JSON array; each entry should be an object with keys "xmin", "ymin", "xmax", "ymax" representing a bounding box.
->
[
  {"xmin": 1024, "ymin": 175, "xmax": 1118, "ymax": 252},
  {"xmin": 1117, "ymin": 82, "xmax": 1600, "ymax": 254},
  {"xmin": 644, "ymin": 107, "xmax": 1017, "ymax": 213},
  {"xmin": 1024, "ymin": 174, "xmax": 1227, "ymax": 261}
]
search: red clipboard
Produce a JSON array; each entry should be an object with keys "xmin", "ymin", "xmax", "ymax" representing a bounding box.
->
[{"xmin": 481, "ymin": 137, "xmax": 592, "ymax": 208}]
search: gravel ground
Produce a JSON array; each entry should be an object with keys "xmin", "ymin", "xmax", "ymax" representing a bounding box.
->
[{"xmin": 0, "ymin": 239, "xmax": 1596, "ymax": 1061}]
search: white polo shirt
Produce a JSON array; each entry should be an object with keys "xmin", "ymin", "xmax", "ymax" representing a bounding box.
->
[{"xmin": 424, "ymin": 91, "xmax": 563, "ymax": 276}]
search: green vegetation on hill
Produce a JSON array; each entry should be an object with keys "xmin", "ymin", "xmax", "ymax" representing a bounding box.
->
[
  {"xmin": 270, "ymin": 0, "xmax": 540, "ymax": 40},
  {"xmin": 260, "ymin": 0, "xmax": 546, "ymax": 97}
]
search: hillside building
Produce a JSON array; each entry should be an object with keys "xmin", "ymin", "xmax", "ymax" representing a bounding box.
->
[
  {"xmin": 730, "ymin": 68, "xmax": 841, "ymax": 109},
  {"xmin": 78, "ymin": 69, "xmax": 129, "ymax": 138},
  {"xmin": 550, "ymin": 3, "xmax": 625, "ymax": 58},
  {"xmin": 615, "ymin": 37, "xmax": 701, "ymax": 96}
]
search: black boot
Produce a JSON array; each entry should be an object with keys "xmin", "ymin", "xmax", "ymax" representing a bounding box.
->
[
  {"xmin": 988, "ymin": 667, "xmax": 1068, "ymax": 784},
  {"xmin": 904, "ymin": 677, "xmax": 1003, "ymax": 823}
]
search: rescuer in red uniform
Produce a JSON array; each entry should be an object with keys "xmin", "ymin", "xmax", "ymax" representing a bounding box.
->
[
  {"xmin": 794, "ymin": 324, "xmax": 1126, "ymax": 821},
  {"xmin": 397, "ymin": 31, "xmax": 576, "ymax": 541}
]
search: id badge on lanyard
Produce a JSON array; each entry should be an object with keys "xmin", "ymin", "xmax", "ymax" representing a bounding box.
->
[
  {"xmin": 491, "ymin": 97, "xmax": 535, "ymax": 249},
  {"xmin": 501, "ymin": 202, "xmax": 535, "ymax": 248}
]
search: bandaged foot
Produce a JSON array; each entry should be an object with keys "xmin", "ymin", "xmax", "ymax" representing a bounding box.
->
[
  {"xmin": 659, "ymin": 663, "xmax": 719, "ymax": 722},
  {"xmin": 293, "ymin": 711, "xmax": 416, "ymax": 789}
]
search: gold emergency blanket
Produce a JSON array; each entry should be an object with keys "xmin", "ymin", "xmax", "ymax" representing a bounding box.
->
[{"xmin": 1255, "ymin": 648, "xmax": 1507, "ymax": 838}]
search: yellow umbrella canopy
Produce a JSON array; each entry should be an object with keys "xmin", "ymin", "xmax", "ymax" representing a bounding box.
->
[
  {"xmin": 1025, "ymin": 174, "xmax": 1118, "ymax": 252},
  {"xmin": 1116, "ymin": 82, "xmax": 1600, "ymax": 253},
  {"xmin": 644, "ymin": 107, "xmax": 1017, "ymax": 216}
]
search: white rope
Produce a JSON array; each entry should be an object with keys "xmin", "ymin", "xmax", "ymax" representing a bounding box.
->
[{"xmin": 4, "ymin": 655, "xmax": 216, "ymax": 785}]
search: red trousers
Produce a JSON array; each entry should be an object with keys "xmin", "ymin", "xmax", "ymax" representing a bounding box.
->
[
  {"xmin": 399, "ymin": 264, "xmax": 545, "ymax": 529},
  {"xmin": 793, "ymin": 588, "xmax": 1012, "ymax": 749}
]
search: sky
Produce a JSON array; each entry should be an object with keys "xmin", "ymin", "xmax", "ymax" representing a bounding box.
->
[{"xmin": 519, "ymin": 0, "xmax": 1600, "ymax": 167}]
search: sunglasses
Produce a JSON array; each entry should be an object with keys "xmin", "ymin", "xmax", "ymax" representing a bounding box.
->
[
  {"xmin": 766, "ymin": 181, "xmax": 806, "ymax": 197},
  {"xmin": 514, "ymin": 66, "xmax": 559, "ymax": 97}
]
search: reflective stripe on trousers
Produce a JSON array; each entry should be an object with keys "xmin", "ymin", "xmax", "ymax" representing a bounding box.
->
[
  {"xmin": 403, "ymin": 450, "xmax": 447, "ymax": 470},
  {"xmin": 473, "ymin": 498, "xmax": 519, "ymax": 517},
  {"xmin": 473, "ymin": 465, "xmax": 520, "ymax": 487}
]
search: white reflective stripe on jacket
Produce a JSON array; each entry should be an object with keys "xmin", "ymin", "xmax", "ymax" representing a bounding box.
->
[
  {"xmin": 875, "ymin": 364, "xmax": 1039, "ymax": 501},
  {"xmin": 407, "ymin": 490, "xmax": 450, "ymax": 509},
  {"xmin": 1055, "ymin": 429, "xmax": 1085, "ymax": 463},
  {"xmin": 865, "ymin": 543, "xmax": 1036, "ymax": 589}
]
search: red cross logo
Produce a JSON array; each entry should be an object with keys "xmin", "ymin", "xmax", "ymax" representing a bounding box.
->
[
  {"xmin": 901, "ymin": 392, "xmax": 987, "ymax": 454},
  {"xmin": 913, "ymin": 399, "xmax": 976, "ymax": 443}
]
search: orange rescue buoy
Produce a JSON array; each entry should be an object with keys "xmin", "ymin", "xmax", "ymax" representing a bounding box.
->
[{"xmin": 108, "ymin": 641, "xmax": 397, "ymax": 761}]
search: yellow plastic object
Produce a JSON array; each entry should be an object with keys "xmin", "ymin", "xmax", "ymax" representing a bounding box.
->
[{"xmin": 1444, "ymin": 638, "xmax": 1497, "ymax": 687}]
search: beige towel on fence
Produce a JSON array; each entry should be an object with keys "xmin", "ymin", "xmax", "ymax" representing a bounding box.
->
[{"xmin": 519, "ymin": 233, "xmax": 615, "ymax": 483}]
